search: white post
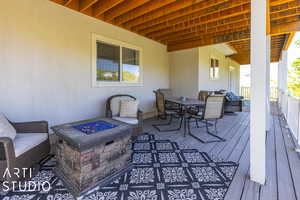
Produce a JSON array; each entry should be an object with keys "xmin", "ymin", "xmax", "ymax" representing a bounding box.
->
[
  {"xmin": 278, "ymin": 59, "xmax": 283, "ymax": 106},
  {"xmin": 266, "ymin": 35, "xmax": 271, "ymax": 132},
  {"xmin": 281, "ymin": 50, "xmax": 288, "ymax": 94},
  {"xmin": 250, "ymin": 0, "xmax": 268, "ymax": 185}
]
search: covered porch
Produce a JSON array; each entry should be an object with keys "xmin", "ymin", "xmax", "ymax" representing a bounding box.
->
[
  {"xmin": 1, "ymin": 0, "xmax": 300, "ymax": 199},
  {"xmin": 144, "ymin": 104, "xmax": 300, "ymax": 200}
]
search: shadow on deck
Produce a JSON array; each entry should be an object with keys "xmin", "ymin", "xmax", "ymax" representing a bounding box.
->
[{"xmin": 143, "ymin": 104, "xmax": 300, "ymax": 200}]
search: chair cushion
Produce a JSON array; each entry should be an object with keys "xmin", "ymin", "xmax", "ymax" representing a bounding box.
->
[
  {"xmin": 110, "ymin": 96, "xmax": 135, "ymax": 116},
  {"xmin": 0, "ymin": 113, "xmax": 16, "ymax": 140},
  {"xmin": 112, "ymin": 117, "xmax": 138, "ymax": 125},
  {"xmin": 13, "ymin": 133, "xmax": 48, "ymax": 157},
  {"xmin": 226, "ymin": 92, "xmax": 242, "ymax": 101},
  {"xmin": 120, "ymin": 100, "xmax": 139, "ymax": 118}
]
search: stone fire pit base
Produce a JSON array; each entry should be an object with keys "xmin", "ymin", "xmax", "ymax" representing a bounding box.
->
[{"xmin": 51, "ymin": 118, "xmax": 133, "ymax": 197}]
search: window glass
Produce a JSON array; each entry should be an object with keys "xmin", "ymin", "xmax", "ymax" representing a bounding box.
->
[
  {"xmin": 122, "ymin": 47, "xmax": 140, "ymax": 83},
  {"xmin": 96, "ymin": 41, "xmax": 120, "ymax": 81}
]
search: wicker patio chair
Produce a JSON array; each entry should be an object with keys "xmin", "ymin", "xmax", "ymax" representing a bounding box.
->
[
  {"xmin": 153, "ymin": 90, "xmax": 183, "ymax": 132},
  {"xmin": 187, "ymin": 95, "xmax": 226, "ymax": 143},
  {"xmin": 0, "ymin": 120, "xmax": 50, "ymax": 183},
  {"xmin": 105, "ymin": 94, "xmax": 143, "ymax": 137}
]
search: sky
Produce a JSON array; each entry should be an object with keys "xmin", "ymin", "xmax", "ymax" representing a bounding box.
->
[{"xmin": 240, "ymin": 32, "xmax": 300, "ymax": 88}]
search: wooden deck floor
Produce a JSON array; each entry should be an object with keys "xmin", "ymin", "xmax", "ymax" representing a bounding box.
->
[{"xmin": 143, "ymin": 105, "xmax": 300, "ymax": 200}]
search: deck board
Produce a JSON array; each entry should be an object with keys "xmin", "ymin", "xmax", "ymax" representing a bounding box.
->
[
  {"xmin": 259, "ymin": 113, "xmax": 278, "ymax": 200},
  {"xmin": 143, "ymin": 104, "xmax": 300, "ymax": 200}
]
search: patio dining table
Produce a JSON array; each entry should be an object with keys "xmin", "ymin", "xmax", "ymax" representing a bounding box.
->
[{"xmin": 165, "ymin": 96, "xmax": 206, "ymax": 142}]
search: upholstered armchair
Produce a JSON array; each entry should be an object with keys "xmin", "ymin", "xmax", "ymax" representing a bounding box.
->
[
  {"xmin": 105, "ymin": 94, "xmax": 143, "ymax": 137},
  {"xmin": 0, "ymin": 120, "xmax": 50, "ymax": 183}
]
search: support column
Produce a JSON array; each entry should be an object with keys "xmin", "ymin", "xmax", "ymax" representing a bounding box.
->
[
  {"xmin": 278, "ymin": 60, "xmax": 282, "ymax": 92},
  {"xmin": 266, "ymin": 35, "xmax": 271, "ymax": 132},
  {"xmin": 250, "ymin": 0, "xmax": 268, "ymax": 185},
  {"xmin": 281, "ymin": 50, "xmax": 288, "ymax": 94},
  {"xmin": 278, "ymin": 59, "xmax": 282, "ymax": 105}
]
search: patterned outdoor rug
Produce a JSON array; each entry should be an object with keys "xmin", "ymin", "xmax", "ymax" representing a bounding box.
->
[{"xmin": 1, "ymin": 134, "xmax": 238, "ymax": 200}]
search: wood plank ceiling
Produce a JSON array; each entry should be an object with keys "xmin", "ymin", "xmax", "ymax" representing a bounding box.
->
[{"xmin": 50, "ymin": 0, "xmax": 300, "ymax": 65}]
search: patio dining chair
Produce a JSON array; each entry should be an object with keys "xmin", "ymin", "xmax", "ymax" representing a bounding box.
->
[
  {"xmin": 187, "ymin": 90, "xmax": 213, "ymax": 121},
  {"xmin": 198, "ymin": 90, "xmax": 212, "ymax": 101},
  {"xmin": 157, "ymin": 88, "xmax": 180, "ymax": 111},
  {"xmin": 153, "ymin": 90, "xmax": 183, "ymax": 132},
  {"xmin": 187, "ymin": 95, "xmax": 226, "ymax": 143}
]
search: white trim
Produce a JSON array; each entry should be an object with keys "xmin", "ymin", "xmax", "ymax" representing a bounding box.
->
[{"xmin": 91, "ymin": 33, "xmax": 143, "ymax": 87}]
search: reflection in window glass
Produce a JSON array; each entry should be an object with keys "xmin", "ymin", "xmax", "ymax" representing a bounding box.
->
[
  {"xmin": 96, "ymin": 42, "xmax": 120, "ymax": 81},
  {"xmin": 122, "ymin": 47, "xmax": 140, "ymax": 83}
]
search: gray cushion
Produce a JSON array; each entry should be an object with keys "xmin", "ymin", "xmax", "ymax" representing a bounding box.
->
[
  {"xmin": 119, "ymin": 100, "xmax": 139, "ymax": 118},
  {"xmin": 110, "ymin": 96, "xmax": 135, "ymax": 116},
  {"xmin": 0, "ymin": 113, "xmax": 16, "ymax": 140},
  {"xmin": 13, "ymin": 133, "xmax": 48, "ymax": 157},
  {"xmin": 113, "ymin": 117, "xmax": 138, "ymax": 125}
]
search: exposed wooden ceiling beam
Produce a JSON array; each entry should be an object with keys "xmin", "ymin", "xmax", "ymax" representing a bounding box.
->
[
  {"xmin": 92, "ymin": 0, "xmax": 125, "ymax": 17},
  {"xmin": 79, "ymin": 0, "xmax": 98, "ymax": 11},
  {"xmin": 130, "ymin": 0, "xmax": 294, "ymax": 33},
  {"xmin": 271, "ymin": 19, "xmax": 300, "ymax": 34},
  {"xmin": 146, "ymin": 1, "xmax": 297, "ymax": 39},
  {"xmin": 122, "ymin": 0, "xmax": 205, "ymax": 29},
  {"xmin": 160, "ymin": 18, "xmax": 250, "ymax": 43},
  {"xmin": 149, "ymin": 10, "xmax": 250, "ymax": 40},
  {"xmin": 167, "ymin": 20, "xmax": 299, "ymax": 51},
  {"xmin": 167, "ymin": 28, "xmax": 250, "ymax": 51},
  {"xmin": 103, "ymin": 0, "xmax": 151, "ymax": 22},
  {"xmin": 227, "ymin": 33, "xmax": 287, "ymax": 64},
  {"xmin": 113, "ymin": 0, "xmax": 176, "ymax": 25},
  {"xmin": 64, "ymin": 0, "xmax": 74, "ymax": 5},
  {"xmin": 132, "ymin": 0, "xmax": 236, "ymax": 32},
  {"xmin": 270, "ymin": 0, "xmax": 296, "ymax": 6},
  {"xmin": 283, "ymin": 32, "xmax": 295, "ymax": 49},
  {"xmin": 49, "ymin": 0, "xmax": 299, "ymax": 58},
  {"xmin": 267, "ymin": 0, "xmax": 271, "ymax": 34},
  {"xmin": 160, "ymin": 10, "xmax": 298, "ymax": 44},
  {"xmin": 141, "ymin": 1, "xmax": 250, "ymax": 36}
]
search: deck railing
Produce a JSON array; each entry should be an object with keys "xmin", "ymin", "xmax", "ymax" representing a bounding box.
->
[
  {"xmin": 279, "ymin": 90, "xmax": 300, "ymax": 146},
  {"xmin": 240, "ymin": 86, "xmax": 278, "ymax": 101}
]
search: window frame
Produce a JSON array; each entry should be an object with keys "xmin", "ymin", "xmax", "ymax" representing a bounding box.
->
[
  {"xmin": 91, "ymin": 33, "xmax": 143, "ymax": 87},
  {"xmin": 209, "ymin": 56, "xmax": 220, "ymax": 80}
]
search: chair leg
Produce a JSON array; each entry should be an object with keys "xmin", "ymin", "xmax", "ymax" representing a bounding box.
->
[
  {"xmin": 214, "ymin": 119, "xmax": 218, "ymax": 134},
  {"xmin": 195, "ymin": 119, "xmax": 200, "ymax": 128},
  {"xmin": 188, "ymin": 118, "xmax": 192, "ymax": 134},
  {"xmin": 152, "ymin": 115, "xmax": 183, "ymax": 132},
  {"xmin": 205, "ymin": 120, "xmax": 225, "ymax": 142}
]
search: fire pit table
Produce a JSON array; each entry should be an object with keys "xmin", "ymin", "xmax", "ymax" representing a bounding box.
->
[{"xmin": 51, "ymin": 118, "xmax": 133, "ymax": 197}]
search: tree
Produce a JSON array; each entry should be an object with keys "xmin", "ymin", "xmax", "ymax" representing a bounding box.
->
[
  {"xmin": 288, "ymin": 39, "xmax": 300, "ymax": 97},
  {"xmin": 295, "ymin": 39, "xmax": 300, "ymax": 48}
]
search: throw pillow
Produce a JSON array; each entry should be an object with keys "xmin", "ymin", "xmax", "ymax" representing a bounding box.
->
[
  {"xmin": 0, "ymin": 113, "xmax": 17, "ymax": 140},
  {"xmin": 119, "ymin": 100, "xmax": 139, "ymax": 118}
]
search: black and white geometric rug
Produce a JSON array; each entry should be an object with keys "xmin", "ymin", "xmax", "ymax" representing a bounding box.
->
[{"xmin": 1, "ymin": 134, "xmax": 238, "ymax": 200}]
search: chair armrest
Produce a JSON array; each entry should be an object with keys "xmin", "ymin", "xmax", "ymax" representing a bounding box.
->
[
  {"xmin": 11, "ymin": 121, "xmax": 49, "ymax": 133},
  {"xmin": 0, "ymin": 137, "xmax": 15, "ymax": 161}
]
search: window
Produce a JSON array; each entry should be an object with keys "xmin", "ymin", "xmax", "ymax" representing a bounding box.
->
[
  {"xmin": 92, "ymin": 34, "xmax": 142, "ymax": 87},
  {"xmin": 210, "ymin": 58, "xmax": 220, "ymax": 80}
]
